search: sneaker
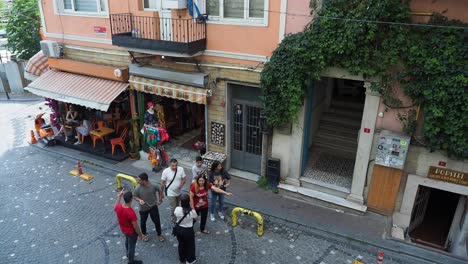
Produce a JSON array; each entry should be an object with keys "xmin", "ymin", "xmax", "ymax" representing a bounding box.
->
[
  {"xmin": 74, "ymin": 141, "xmax": 81, "ymax": 145},
  {"xmin": 210, "ymin": 214, "xmax": 215, "ymax": 221},
  {"xmin": 218, "ymin": 212, "xmax": 225, "ymax": 220}
]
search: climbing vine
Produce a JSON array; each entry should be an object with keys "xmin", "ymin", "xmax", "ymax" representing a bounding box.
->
[{"xmin": 260, "ymin": 0, "xmax": 467, "ymax": 158}]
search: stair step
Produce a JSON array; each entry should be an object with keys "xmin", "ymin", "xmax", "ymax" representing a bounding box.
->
[
  {"xmin": 299, "ymin": 177, "xmax": 350, "ymax": 198},
  {"xmin": 316, "ymin": 129, "xmax": 358, "ymax": 141},
  {"xmin": 331, "ymin": 100, "xmax": 365, "ymax": 111},
  {"xmin": 321, "ymin": 114, "xmax": 362, "ymax": 129},
  {"xmin": 325, "ymin": 108, "xmax": 363, "ymax": 119},
  {"xmin": 313, "ymin": 141, "xmax": 357, "ymax": 157},
  {"xmin": 314, "ymin": 138, "xmax": 357, "ymax": 153},
  {"xmin": 319, "ymin": 125, "xmax": 359, "ymax": 140}
]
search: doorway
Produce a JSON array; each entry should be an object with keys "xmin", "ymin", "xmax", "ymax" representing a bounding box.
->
[
  {"xmin": 301, "ymin": 77, "xmax": 365, "ymax": 194},
  {"xmin": 229, "ymin": 83, "xmax": 262, "ymax": 175},
  {"xmin": 409, "ymin": 186, "xmax": 460, "ymax": 250}
]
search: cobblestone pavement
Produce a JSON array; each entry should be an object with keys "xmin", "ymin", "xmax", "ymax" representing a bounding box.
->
[{"xmin": 0, "ymin": 100, "xmax": 422, "ymax": 264}]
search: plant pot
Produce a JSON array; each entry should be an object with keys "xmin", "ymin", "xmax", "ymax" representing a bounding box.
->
[{"xmin": 129, "ymin": 151, "xmax": 140, "ymax": 160}]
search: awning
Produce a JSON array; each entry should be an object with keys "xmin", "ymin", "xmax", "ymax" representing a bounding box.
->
[
  {"xmin": 129, "ymin": 75, "xmax": 209, "ymax": 105},
  {"xmin": 25, "ymin": 70, "xmax": 129, "ymax": 111},
  {"xmin": 24, "ymin": 51, "xmax": 49, "ymax": 81}
]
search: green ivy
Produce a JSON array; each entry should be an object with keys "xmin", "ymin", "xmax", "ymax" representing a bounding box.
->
[{"xmin": 260, "ymin": 0, "xmax": 467, "ymax": 158}]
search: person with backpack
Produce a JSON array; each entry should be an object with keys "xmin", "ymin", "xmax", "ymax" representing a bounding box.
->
[
  {"xmin": 174, "ymin": 194, "xmax": 198, "ymax": 264},
  {"xmin": 161, "ymin": 159, "xmax": 186, "ymax": 222}
]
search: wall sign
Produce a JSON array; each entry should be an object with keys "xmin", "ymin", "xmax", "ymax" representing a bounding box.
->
[
  {"xmin": 94, "ymin": 26, "xmax": 107, "ymax": 36},
  {"xmin": 428, "ymin": 166, "xmax": 467, "ymax": 187},
  {"xmin": 210, "ymin": 122, "xmax": 225, "ymax": 146}
]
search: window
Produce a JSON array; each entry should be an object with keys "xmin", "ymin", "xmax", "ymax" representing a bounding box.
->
[
  {"xmin": 57, "ymin": 0, "xmax": 107, "ymax": 15},
  {"xmin": 207, "ymin": 0, "xmax": 267, "ymax": 25},
  {"xmin": 144, "ymin": 0, "xmax": 160, "ymax": 10}
]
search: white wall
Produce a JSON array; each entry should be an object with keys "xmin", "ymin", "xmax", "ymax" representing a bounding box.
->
[
  {"xmin": 451, "ymin": 196, "xmax": 468, "ymax": 257},
  {"xmin": 271, "ymin": 103, "xmax": 306, "ymax": 185}
]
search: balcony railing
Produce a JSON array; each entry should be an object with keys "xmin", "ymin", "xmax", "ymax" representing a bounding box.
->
[{"xmin": 110, "ymin": 13, "xmax": 207, "ymax": 55}]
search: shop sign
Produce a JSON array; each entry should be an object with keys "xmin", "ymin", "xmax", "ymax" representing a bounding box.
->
[{"xmin": 428, "ymin": 166, "xmax": 467, "ymax": 186}]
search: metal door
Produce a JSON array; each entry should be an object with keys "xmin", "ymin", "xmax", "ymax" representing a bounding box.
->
[
  {"xmin": 231, "ymin": 100, "xmax": 262, "ymax": 174},
  {"xmin": 408, "ymin": 186, "xmax": 431, "ymax": 234}
]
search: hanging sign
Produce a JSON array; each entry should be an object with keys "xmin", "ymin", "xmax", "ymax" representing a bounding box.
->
[{"xmin": 428, "ymin": 166, "xmax": 467, "ymax": 187}]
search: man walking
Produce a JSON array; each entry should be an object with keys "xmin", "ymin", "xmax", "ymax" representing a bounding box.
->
[
  {"xmin": 161, "ymin": 159, "xmax": 186, "ymax": 222},
  {"xmin": 114, "ymin": 190, "xmax": 143, "ymax": 264},
  {"xmin": 134, "ymin": 173, "xmax": 165, "ymax": 242}
]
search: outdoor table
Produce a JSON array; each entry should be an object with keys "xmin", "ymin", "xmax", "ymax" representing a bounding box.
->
[
  {"xmin": 202, "ymin": 151, "xmax": 227, "ymax": 171},
  {"xmin": 89, "ymin": 127, "xmax": 115, "ymax": 151}
]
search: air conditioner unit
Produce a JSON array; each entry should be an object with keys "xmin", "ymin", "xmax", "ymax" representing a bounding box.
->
[
  {"xmin": 163, "ymin": 0, "xmax": 187, "ymax": 9},
  {"xmin": 40, "ymin": 40, "xmax": 62, "ymax": 58}
]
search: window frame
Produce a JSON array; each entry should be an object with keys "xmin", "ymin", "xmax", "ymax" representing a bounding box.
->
[
  {"xmin": 143, "ymin": 0, "xmax": 162, "ymax": 11},
  {"xmin": 55, "ymin": 0, "xmax": 109, "ymax": 17},
  {"xmin": 206, "ymin": 0, "xmax": 269, "ymax": 27}
]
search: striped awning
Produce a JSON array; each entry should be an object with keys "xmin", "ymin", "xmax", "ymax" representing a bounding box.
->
[
  {"xmin": 25, "ymin": 70, "xmax": 129, "ymax": 111},
  {"xmin": 24, "ymin": 51, "xmax": 49, "ymax": 81},
  {"xmin": 129, "ymin": 75, "xmax": 209, "ymax": 105}
]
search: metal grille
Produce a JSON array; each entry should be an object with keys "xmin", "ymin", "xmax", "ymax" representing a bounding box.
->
[
  {"xmin": 246, "ymin": 105, "xmax": 262, "ymax": 155},
  {"xmin": 233, "ymin": 104, "xmax": 243, "ymax": 151}
]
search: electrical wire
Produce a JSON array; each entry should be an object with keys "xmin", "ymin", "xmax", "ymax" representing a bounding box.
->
[{"xmin": 3, "ymin": 4, "xmax": 467, "ymax": 30}]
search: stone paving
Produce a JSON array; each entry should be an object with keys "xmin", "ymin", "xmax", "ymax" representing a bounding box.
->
[
  {"xmin": 0, "ymin": 100, "xmax": 432, "ymax": 264},
  {"xmin": 0, "ymin": 147, "xmax": 413, "ymax": 264}
]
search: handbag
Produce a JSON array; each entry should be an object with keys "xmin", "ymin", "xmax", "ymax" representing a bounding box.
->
[
  {"xmin": 165, "ymin": 168, "xmax": 177, "ymax": 197},
  {"xmin": 172, "ymin": 211, "xmax": 189, "ymax": 237}
]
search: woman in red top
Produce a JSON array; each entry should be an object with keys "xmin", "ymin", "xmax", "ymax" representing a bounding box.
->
[{"xmin": 189, "ymin": 175, "xmax": 232, "ymax": 234}]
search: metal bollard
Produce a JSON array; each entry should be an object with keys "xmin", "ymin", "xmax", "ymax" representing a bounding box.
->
[
  {"xmin": 231, "ymin": 207, "xmax": 263, "ymax": 236},
  {"xmin": 116, "ymin": 173, "xmax": 138, "ymax": 190}
]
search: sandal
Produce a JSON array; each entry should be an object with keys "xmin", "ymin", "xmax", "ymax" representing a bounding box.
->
[
  {"xmin": 158, "ymin": 235, "xmax": 165, "ymax": 242},
  {"xmin": 142, "ymin": 235, "xmax": 149, "ymax": 242},
  {"xmin": 201, "ymin": 230, "xmax": 210, "ymax": 234}
]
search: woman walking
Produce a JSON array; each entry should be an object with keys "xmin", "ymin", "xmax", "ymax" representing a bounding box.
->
[
  {"xmin": 174, "ymin": 194, "xmax": 198, "ymax": 264},
  {"xmin": 208, "ymin": 161, "xmax": 231, "ymax": 221},
  {"xmin": 190, "ymin": 175, "xmax": 233, "ymax": 234}
]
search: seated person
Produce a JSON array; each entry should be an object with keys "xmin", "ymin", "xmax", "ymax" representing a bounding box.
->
[
  {"xmin": 74, "ymin": 119, "xmax": 92, "ymax": 145},
  {"xmin": 55, "ymin": 104, "xmax": 79, "ymax": 141}
]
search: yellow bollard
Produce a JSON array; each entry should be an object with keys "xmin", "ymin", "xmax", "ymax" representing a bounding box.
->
[
  {"xmin": 116, "ymin": 173, "xmax": 138, "ymax": 190},
  {"xmin": 231, "ymin": 207, "xmax": 263, "ymax": 236}
]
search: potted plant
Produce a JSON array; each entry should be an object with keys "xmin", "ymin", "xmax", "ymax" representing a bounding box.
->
[{"xmin": 128, "ymin": 139, "xmax": 140, "ymax": 160}]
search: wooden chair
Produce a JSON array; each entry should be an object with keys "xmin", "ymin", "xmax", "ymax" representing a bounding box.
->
[
  {"xmin": 91, "ymin": 121, "xmax": 105, "ymax": 148},
  {"xmin": 110, "ymin": 127, "xmax": 128, "ymax": 155}
]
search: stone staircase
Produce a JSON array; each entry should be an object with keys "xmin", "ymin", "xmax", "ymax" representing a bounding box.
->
[
  {"xmin": 313, "ymin": 100, "xmax": 364, "ymax": 158},
  {"xmin": 299, "ymin": 100, "xmax": 364, "ymax": 197}
]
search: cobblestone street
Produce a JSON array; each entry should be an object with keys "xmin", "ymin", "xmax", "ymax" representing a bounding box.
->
[{"xmin": 0, "ymin": 100, "xmax": 427, "ymax": 264}]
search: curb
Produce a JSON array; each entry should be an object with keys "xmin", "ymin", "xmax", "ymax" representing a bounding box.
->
[{"xmin": 31, "ymin": 143, "xmax": 464, "ymax": 264}]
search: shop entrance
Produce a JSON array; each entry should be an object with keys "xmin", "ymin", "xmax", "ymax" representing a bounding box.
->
[
  {"xmin": 409, "ymin": 186, "xmax": 460, "ymax": 250},
  {"xmin": 140, "ymin": 94, "xmax": 205, "ymax": 166}
]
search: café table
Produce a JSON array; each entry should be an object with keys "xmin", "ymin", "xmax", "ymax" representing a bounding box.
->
[{"xmin": 89, "ymin": 127, "xmax": 115, "ymax": 151}]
